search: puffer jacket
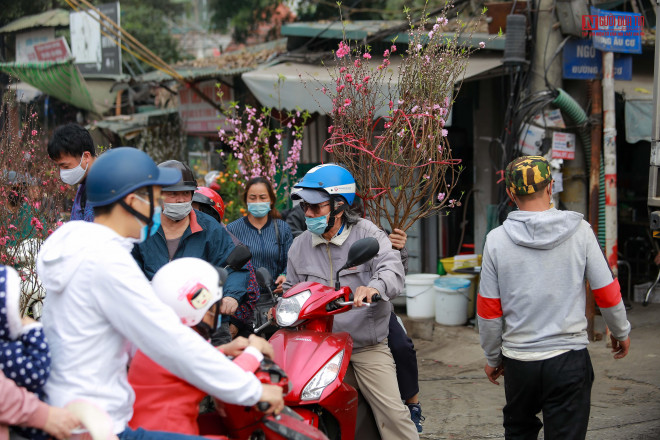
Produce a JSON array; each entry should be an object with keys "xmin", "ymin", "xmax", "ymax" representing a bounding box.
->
[{"xmin": 283, "ymin": 218, "xmax": 405, "ymax": 348}]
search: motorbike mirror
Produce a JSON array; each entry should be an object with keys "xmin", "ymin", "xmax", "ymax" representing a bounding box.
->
[
  {"xmin": 216, "ymin": 267, "xmax": 228, "ymax": 286},
  {"xmin": 225, "ymin": 244, "xmax": 252, "ymax": 270},
  {"xmin": 335, "ymin": 237, "xmax": 380, "ymax": 290},
  {"xmin": 255, "ymin": 267, "xmax": 273, "ymax": 289},
  {"xmin": 344, "ymin": 237, "xmax": 379, "ymax": 269}
]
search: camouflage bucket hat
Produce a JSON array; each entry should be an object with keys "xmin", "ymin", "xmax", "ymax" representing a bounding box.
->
[{"xmin": 505, "ymin": 156, "xmax": 552, "ymax": 195}]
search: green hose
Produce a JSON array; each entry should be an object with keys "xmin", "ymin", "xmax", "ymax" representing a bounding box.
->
[{"xmin": 551, "ymin": 89, "xmax": 606, "ymax": 247}]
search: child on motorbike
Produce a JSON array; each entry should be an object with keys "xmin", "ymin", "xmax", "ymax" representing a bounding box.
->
[
  {"xmin": 128, "ymin": 258, "xmax": 273, "ymax": 436},
  {"xmin": 0, "ymin": 265, "xmax": 80, "ymax": 440}
]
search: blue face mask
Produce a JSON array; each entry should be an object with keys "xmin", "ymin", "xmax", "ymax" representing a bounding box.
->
[
  {"xmin": 247, "ymin": 202, "xmax": 271, "ymax": 218},
  {"xmin": 306, "ymin": 214, "xmax": 329, "ymax": 235},
  {"xmin": 139, "ymin": 206, "xmax": 162, "ymax": 242}
]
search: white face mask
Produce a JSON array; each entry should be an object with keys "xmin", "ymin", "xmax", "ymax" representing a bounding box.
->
[{"xmin": 60, "ymin": 154, "xmax": 89, "ymax": 185}]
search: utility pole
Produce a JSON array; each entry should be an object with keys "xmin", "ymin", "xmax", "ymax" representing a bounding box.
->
[{"xmin": 531, "ymin": 0, "xmax": 563, "ymax": 92}]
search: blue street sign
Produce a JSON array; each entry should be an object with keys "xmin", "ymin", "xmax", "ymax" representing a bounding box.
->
[
  {"xmin": 587, "ymin": 7, "xmax": 643, "ymax": 54},
  {"xmin": 563, "ymin": 38, "xmax": 632, "ymax": 80}
]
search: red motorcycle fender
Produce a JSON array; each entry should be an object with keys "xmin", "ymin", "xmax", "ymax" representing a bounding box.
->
[
  {"xmin": 262, "ymin": 411, "xmax": 330, "ymax": 440},
  {"xmin": 269, "ymin": 329, "xmax": 353, "ymax": 404}
]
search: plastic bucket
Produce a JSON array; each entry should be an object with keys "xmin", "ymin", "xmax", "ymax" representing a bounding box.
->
[
  {"xmin": 448, "ymin": 274, "xmax": 477, "ymax": 319},
  {"xmin": 433, "ymin": 277, "xmax": 471, "ymax": 326},
  {"xmin": 405, "ymin": 274, "xmax": 440, "ymax": 319}
]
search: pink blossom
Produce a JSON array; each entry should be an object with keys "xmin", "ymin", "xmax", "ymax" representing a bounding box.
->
[
  {"xmin": 416, "ymin": 44, "xmax": 423, "ymax": 51},
  {"xmin": 423, "ymin": 174, "xmax": 430, "ymax": 179},
  {"xmin": 389, "ymin": 101, "xmax": 394, "ymax": 109},
  {"xmin": 383, "ymin": 49, "xmax": 390, "ymax": 57},
  {"xmin": 384, "ymin": 122, "xmax": 392, "ymax": 128},
  {"xmin": 442, "ymin": 129, "xmax": 449, "ymax": 137},
  {"xmin": 444, "ymin": 96, "xmax": 450, "ymax": 107},
  {"xmin": 362, "ymin": 75, "xmax": 370, "ymax": 83},
  {"xmin": 336, "ymin": 41, "xmax": 350, "ymax": 58},
  {"xmin": 56, "ymin": 221, "xmax": 63, "ymax": 227},
  {"xmin": 47, "ymin": 229, "xmax": 54, "ymax": 235},
  {"xmin": 479, "ymin": 41, "xmax": 486, "ymax": 49},
  {"xmin": 344, "ymin": 98, "xmax": 352, "ymax": 107},
  {"xmin": 391, "ymin": 45, "xmax": 397, "ymax": 53},
  {"xmin": 398, "ymin": 99, "xmax": 404, "ymax": 105},
  {"xmin": 345, "ymin": 74, "xmax": 353, "ymax": 83},
  {"xmin": 363, "ymin": 53, "xmax": 371, "ymax": 59},
  {"xmin": 428, "ymin": 31, "xmax": 434, "ymax": 39},
  {"xmin": 437, "ymin": 192, "xmax": 446, "ymax": 202},
  {"xmin": 340, "ymin": 67, "xmax": 346, "ymax": 73},
  {"xmin": 337, "ymin": 85, "xmax": 345, "ymax": 92},
  {"xmin": 437, "ymin": 17, "xmax": 448, "ymax": 26},
  {"xmin": 8, "ymin": 224, "xmax": 16, "ymax": 230},
  {"xmin": 31, "ymin": 129, "xmax": 37, "ymax": 136},
  {"xmin": 328, "ymin": 125, "xmax": 334, "ymax": 133},
  {"xmin": 411, "ymin": 105, "xmax": 419, "ymax": 113},
  {"xmin": 437, "ymin": 145, "xmax": 443, "ymax": 153},
  {"xmin": 322, "ymin": 87, "xmax": 327, "ymax": 94},
  {"xmin": 354, "ymin": 59, "xmax": 361, "ymax": 68}
]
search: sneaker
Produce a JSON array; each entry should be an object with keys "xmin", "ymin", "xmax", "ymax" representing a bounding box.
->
[{"xmin": 407, "ymin": 403, "xmax": 425, "ymax": 433}]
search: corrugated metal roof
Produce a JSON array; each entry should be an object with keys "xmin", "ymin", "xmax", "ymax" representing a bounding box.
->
[
  {"xmin": 139, "ymin": 65, "xmax": 256, "ymax": 83},
  {"xmin": 281, "ymin": 20, "xmax": 405, "ymax": 40},
  {"xmin": 0, "ymin": 9, "xmax": 69, "ymax": 34},
  {"xmin": 136, "ymin": 38, "xmax": 288, "ymax": 84},
  {"xmin": 90, "ymin": 108, "xmax": 179, "ymax": 138},
  {"xmin": 282, "ymin": 21, "xmax": 504, "ymax": 50}
]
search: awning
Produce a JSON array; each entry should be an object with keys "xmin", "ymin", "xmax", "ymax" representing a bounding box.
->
[
  {"xmin": 0, "ymin": 59, "xmax": 97, "ymax": 114},
  {"xmin": 0, "ymin": 9, "xmax": 69, "ymax": 34},
  {"xmin": 242, "ymin": 54, "xmax": 503, "ymax": 116},
  {"xmin": 616, "ymin": 73, "xmax": 653, "ymax": 144}
]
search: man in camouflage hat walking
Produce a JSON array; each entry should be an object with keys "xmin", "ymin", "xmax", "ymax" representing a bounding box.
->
[{"xmin": 477, "ymin": 155, "xmax": 631, "ymax": 440}]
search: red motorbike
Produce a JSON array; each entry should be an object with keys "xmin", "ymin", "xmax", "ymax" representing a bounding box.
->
[
  {"xmin": 206, "ymin": 357, "xmax": 329, "ymax": 440},
  {"xmin": 254, "ymin": 237, "xmax": 382, "ymax": 440},
  {"xmin": 202, "ymin": 245, "xmax": 330, "ymax": 440}
]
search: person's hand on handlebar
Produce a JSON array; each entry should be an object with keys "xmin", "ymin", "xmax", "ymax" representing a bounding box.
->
[
  {"xmin": 258, "ymin": 384, "xmax": 284, "ymax": 415},
  {"xmin": 353, "ymin": 286, "xmax": 380, "ymax": 307},
  {"xmin": 219, "ymin": 336, "xmax": 249, "ymax": 357}
]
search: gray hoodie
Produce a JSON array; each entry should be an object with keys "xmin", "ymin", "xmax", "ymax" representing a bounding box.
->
[{"xmin": 478, "ymin": 208, "xmax": 630, "ymax": 367}]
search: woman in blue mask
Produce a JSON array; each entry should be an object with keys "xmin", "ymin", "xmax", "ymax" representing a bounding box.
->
[{"xmin": 227, "ymin": 177, "xmax": 293, "ymax": 296}]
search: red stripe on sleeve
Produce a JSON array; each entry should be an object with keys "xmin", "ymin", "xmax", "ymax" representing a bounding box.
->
[
  {"xmin": 477, "ymin": 294, "xmax": 503, "ymax": 319},
  {"xmin": 593, "ymin": 278, "xmax": 622, "ymax": 308}
]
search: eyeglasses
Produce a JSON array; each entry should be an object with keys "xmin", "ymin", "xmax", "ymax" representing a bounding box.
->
[
  {"xmin": 300, "ymin": 201, "xmax": 330, "ymax": 215},
  {"xmin": 134, "ymin": 193, "xmax": 165, "ymax": 209}
]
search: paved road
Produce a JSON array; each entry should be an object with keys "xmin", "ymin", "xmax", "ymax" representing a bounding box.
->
[{"xmin": 401, "ymin": 303, "xmax": 660, "ymax": 439}]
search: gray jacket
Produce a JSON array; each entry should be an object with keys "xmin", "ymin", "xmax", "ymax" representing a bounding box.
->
[
  {"xmin": 283, "ymin": 218, "xmax": 405, "ymax": 348},
  {"xmin": 478, "ymin": 208, "xmax": 631, "ymax": 367}
]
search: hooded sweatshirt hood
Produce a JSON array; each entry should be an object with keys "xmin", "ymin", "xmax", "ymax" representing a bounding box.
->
[{"xmin": 503, "ymin": 208, "xmax": 583, "ymax": 250}]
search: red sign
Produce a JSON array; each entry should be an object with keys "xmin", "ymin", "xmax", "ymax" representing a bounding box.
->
[
  {"xmin": 33, "ymin": 37, "xmax": 72, "ymax": 62},
  {"xmin": 179, "ymin": 81, "xmax": 232, "ymax": 133}
]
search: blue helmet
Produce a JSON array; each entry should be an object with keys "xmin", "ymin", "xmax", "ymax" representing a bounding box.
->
[
  {"xmin": 292, "ymin": 163, "xmax": 356, "ymax": 205},
  {"xmin": 87, "ymin": 147, "xmax": 181, "ymax": 207}
]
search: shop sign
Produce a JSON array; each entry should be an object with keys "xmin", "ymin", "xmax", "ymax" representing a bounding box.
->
[{"xmin": 551, "ymin": 132, "xmax": 576, "ymax": 160}]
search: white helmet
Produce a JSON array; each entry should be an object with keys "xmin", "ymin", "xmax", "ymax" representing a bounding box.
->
[{"xmin": 151, "ymin": 258, "xmax": 222, "ymax": 327}]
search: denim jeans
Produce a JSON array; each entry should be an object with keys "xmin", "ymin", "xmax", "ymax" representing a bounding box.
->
[{"xmin": 118, "ymin": 427, "xmax": 208, "ymax": 440}]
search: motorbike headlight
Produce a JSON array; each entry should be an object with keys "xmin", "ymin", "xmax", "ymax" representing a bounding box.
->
[
  {"xmin": 301, "ymin": 349, "xmax": 344, "ymax": 401},
  {"xmin": 275, "ymin": 289, "xmax": 311, "ymax": 327}
]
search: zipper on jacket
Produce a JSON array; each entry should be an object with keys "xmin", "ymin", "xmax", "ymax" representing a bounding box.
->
[{"xmin": 326, "ymin": 244, "xmax": 333, "ymax": 287}]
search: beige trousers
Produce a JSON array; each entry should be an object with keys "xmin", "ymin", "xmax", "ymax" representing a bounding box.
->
[{"xmin": 345, "ymin": 340, "xmax": 419, "ymax": 440}]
